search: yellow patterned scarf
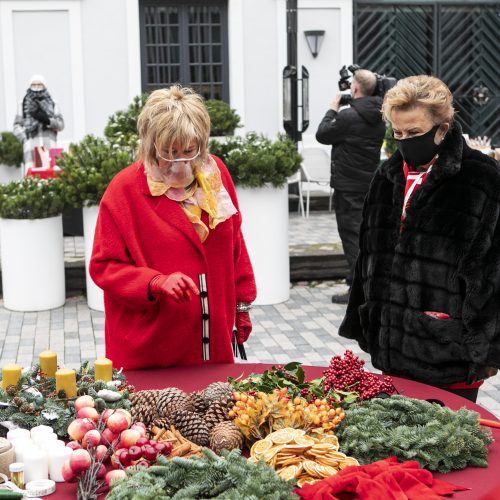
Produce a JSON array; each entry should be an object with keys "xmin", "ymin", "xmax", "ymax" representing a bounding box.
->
[{"xmin": 146, "ymin": 157, "xmax": 237, "ymax": 242}]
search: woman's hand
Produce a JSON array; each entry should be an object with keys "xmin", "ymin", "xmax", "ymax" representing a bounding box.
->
[
  {"xmin": 235, "ymin": 311, "xmax": 252, "ymax": 344},
  {"xmin": 149, "ymin": 273, "xmax": 199, "ymax": 303}
]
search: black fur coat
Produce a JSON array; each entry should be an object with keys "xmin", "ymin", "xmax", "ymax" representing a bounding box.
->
[{"xmin": 339, "ymin": 122, "xmax": 500, "ymax": 386}]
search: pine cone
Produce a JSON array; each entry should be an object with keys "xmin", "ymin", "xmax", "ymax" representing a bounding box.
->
[
  {"xmin": 6, "ymin": 385, "xmax": 17, "ymax": 396},
  {"xmin": 205, "ymin": 396, "xmax": 234, "ymax": 431},
  {"xmin": 157, "ymin": 388, "xmax": 193, "ymax": 419},
  {"xmin": 190, "ymin": 391, "xmax": 209, "ymax": 414},
  {"xmin": 130, "ymin": 390, "xmax": 160, "ymax": 426},
  {"xmin": 209, "ymin": 421, "xmax": 243, "ymax": 454},
  {"xmin": 152, "ymin": 417, "xmax": 171, "ymax": 430},
  {"xmin": 13, "ymin": 397, "xmax": 25, "ymax": 407},
  {"xmin": 171, "ymin": 409, "xmax": 209, "ymax": 447},
  {"xmin": 202, "ymin": 381, "xmax": 234, "ymax": 405},
  {"xmin": 19, "ymin": 403, "xmax": 31, "ymax": 413}
]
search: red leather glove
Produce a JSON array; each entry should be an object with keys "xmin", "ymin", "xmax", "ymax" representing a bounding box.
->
[
  {"xmin": 236, "ymin": 311, "xmax": 252, "ymax": 344},
  {"xmin": 149, "ymin": 273, "xmax": 199, "ymax": 303}
]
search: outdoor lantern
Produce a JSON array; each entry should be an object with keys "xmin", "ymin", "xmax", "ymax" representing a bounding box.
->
[
  {"xmin": 304, "ymin": 30, "xmax": 325, "ymax": 58},
  {"xmin": 301, "ymin": 65, "xmax": 309, "ymax": 133},
  {"xmin": 283, "ymin": 65, "xmax": 298, "ymax": 140}
]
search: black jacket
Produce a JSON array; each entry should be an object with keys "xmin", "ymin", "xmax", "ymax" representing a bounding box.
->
[
  {"xmin": 339, "ymin": 122, "xmax": 500, "ymax": 386},
  {"xmin": 316, "ymin": 96, "xmax": 385, "ymax": 192}
]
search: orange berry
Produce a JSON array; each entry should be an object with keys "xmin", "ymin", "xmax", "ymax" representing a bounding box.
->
[
  {"xmin": 228, "ymin": 410, "xmax": 236, "ymax": 418},
  {"xmin": 335, "ymin": 407, "xmax": 343, "ymax": 415}
]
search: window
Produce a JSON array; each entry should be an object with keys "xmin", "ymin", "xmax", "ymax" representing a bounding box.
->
[{"xmin": 140, "ymin": 0, "xmax": 229, "ymax": 100}]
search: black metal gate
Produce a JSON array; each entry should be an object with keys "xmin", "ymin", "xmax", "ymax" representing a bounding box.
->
[{"xmin": 354, "ymin": 1, "xmax": 500, "ymax": 145}]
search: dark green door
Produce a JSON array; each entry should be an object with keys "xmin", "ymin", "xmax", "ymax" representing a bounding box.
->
[{"xmin": 354, "ymin": 1, "xmax": 500, "ymax": 145}]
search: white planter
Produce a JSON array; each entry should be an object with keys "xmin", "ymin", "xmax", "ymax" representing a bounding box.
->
[
  {"xmin": 0, "ymin": 164, "xmax": 23, "ymax": 184},
  {"xmin": 236, "ymin": 184, "xmax": 290, "ymax": 305},
  {"xmin": 83, "ymin": 205, "xmax": 104, "ymax": 311},
  {"xmin": 0, "ymin": 215, "xmax": 65, "ymax": 311}
]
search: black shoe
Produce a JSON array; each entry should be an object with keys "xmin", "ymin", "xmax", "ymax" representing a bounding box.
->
[{"xmin": 331, "ymin": 292, "xmax": 349, "ymax": 304}]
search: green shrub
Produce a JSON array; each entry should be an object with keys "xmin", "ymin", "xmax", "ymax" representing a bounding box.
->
[
  {"xmin": 0, "ymin": 176, "xmax": 64, "ymax": 219},
  {"xmin": 384, "ymin": 122, "xmax": 397, "ymax": 156},
  {"xmin": 0, "ymin": 132, "xmax": 23, "ymax": 167},
  {"xmin": 58, "ymin": 135, "xmax": 136, "ymax": 208},
  {"xmin": 104, "ymin": 94, "xmax": 148, "ymax": 147},
  {"xmin": 209, "ymin": 133, "xmax": 302, "ymax": 188},
  {"xmin": 205, "ymin": 99, "xmax": 242, "ymax": 136}
]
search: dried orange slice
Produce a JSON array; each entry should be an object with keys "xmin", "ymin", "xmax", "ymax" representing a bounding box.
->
[
  {"xmin": 267, "ymin": 429, "xmax": 295, "ymax": 444},
  {"xmin": 250, "ymin": 438, "xmax": 273, "ymax": 458},
  {"xmin": 278, "ymin": 464, "xmax": 300, "ymax": 481},
  {"xmin": 338, "ymin": 457, "xmax": 359, "ymax": 469},
  {"xmin": 294, "ymin": 435, "xmax": 316, "ymax": 446}
]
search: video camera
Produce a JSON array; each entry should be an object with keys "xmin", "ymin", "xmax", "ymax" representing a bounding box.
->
[{"xmin": 338, "ymin": 64, "xmax": 396, "ymax": 106}]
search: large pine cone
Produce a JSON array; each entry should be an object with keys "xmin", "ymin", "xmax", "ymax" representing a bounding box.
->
[
  {"xmin": 202, "ymin": 381, "xmax": 234, "ymax": 405},
  {"xmin": 130, "ymin": 390, "xmax": 160, "ymax": 426},
  {"xmin": 205, "ymin": 396, "xmax": 233, "ymax": 431},
  {"xmin": 171, "ymin": 409, "xmax": 209, "ymax": 447},
  {"xmin": 189, "ymin": 391, "xmax": 209, "ymax": 414},
  {"xmin": 157, "ymin": 388, "xmax": 194, "ymax": 419},
  {"xmin": 209, "ymin": 421, "xmax": 243, "ymax": 454}
]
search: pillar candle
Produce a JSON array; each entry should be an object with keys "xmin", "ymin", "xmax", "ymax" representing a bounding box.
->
[
  {"xmin": 55, "ymin": 368, "xmax": 77, "ymax": 399},
  {"xmin": 23, "ymin": 448, "xmax": 49, "ymax": 482},
  {"xmin": 39, "ymin": 351, "xmax": 57, "ymax": 378},
  {"xmin": 94, "ymin": 358, "xmax": 113, "ymax": 382},
  {"xmin": 2, "ymin": 364, "xmax": 22, "ymax": 389},
  {"xmin": 14, "ymin": 443, "xmax": 38, "ymax": 464},
  {"xmin": 7, "ymin": 428, "xmax": 31, "ymax": 441},
  {"xmin": 48, "ymin": 445, "xmax": 72, "ymax": 482},
  {"xmin": 30, "ymin": 425, "xmax": 54, "ymax": 441}
]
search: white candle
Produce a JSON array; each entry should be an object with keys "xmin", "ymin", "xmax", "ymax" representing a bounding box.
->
[
  {"xmin": 32, "ymin": 432, "xmax": 57, "ymax": 447},
  {"xmin": 48, "ymin": 446, "xmax": 72, "ymax": 482},
  {"xmin": 38, "ymin": 438, "xmax": 64, "ymax": 453},
  {"xmin": 30, "ymin": 425, "xmax": 53, "ymax": 440},
  {"xmin": 14, "ymin": 443, "xmax": 38, "ymax": 464},
  {"xmin": 23, "ymin": 448, "xmax": 49, "ymax": 482},
  {"xmin": 7, "ymin": 428, "xmax": 31, "ymax": 441}
]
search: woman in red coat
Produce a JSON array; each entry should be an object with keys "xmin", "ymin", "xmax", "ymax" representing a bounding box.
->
[{"xmin": 90, "ymin": 86, "xmax": 256, "ymax": 370}]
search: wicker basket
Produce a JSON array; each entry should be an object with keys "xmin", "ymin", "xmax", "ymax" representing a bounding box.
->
[{"xmin": 0, "ymin": 438, "xmax": 15, "ymax": 476}]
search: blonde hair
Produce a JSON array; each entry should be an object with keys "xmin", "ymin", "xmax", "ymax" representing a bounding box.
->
[
  {"xmin": 382, "ymin": 75, "xmax": 455, "ymax": 125},
  {"xmin": 353, "ymin": 69, "xmax": 377, "ymax": 97},
  {"xmin": 137, "ymin": 85, "xmax": 210, "ymax": 169}
]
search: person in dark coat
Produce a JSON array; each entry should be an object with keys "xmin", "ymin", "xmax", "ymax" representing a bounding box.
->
[
  {"xmin": 316, "ymin": 69, "xmax": 385, "ymax": 302},
  {"xmin": 339, "ymin": 75, "xmax": 500, "ymax": 402}
]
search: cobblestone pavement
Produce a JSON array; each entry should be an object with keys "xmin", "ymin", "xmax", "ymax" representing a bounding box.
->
[{"xmin": 1, "ymin": 211, "xmax": 499, "ymax": 417}]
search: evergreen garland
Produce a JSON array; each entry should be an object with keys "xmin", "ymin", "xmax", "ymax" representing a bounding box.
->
[
  {"xmin": 107, "ymin": 448, "xmax": 298, "ymax": 499},
  {"xmin": 335, "ymin": 395, "xmax": 493, "ymax": 473},
  {"xmin": 0, "ymin": 362, "xmax": 131, "ymax": 438}
]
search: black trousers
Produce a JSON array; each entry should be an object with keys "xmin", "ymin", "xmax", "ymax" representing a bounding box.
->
[{"xmin": 333, "ymin": 190, "xmax": 366, "ymax": 285}]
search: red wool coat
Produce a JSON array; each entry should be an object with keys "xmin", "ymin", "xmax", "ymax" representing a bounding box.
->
[{"xmin": 89, "ymin": 156, "xmax": 256, "ymax": 370}]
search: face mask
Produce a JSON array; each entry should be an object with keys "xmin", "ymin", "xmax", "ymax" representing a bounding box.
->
[
  {"xmin": 160, "ymin": 160, "xmax": 195, "ymax": 188},
  {"xmin": 395, "ymin": 124, "xmax": 441, "ymax": 168}
]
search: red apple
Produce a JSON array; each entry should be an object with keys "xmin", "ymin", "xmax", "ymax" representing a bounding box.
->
[
  {"xmin": 67, "ymin": 418, "xmax": 95, "ymax": 441},
  {"xmin": 74, "ymin": 395, "xmax": 95, "ymax": 412},
  {"xmin": 110, "ymin": 448, "xmax": 128, "ymax": 469},
  {"xmin": 77, "ymin": 407, "xmax": 99, "ymax": 422},
  {"xmin": 95, "ymin": 444, "xmax": 108, "ymax": 462},
  {"xmin": 148, "ymin": 439, "xmax": 157, "ymax": 447},
  {"xmin": 118, "ymin": 450, "xmax": 131, "ymax": 467},
  {"xmin": 127, "ymin": 445, "xmax": 142, "ymax": 461},
  {"xmin": 106, "ymin": 412, "xmax": 129, "ymax": 434},
  {"xmin": 101, "ymin": 428, "xmax": 119, "ymax": 446},
  {"xmin": 136, "ymin": 437, "xmax": 149, "ymax": 447},
  {"xmin": 96, "ymin": 463, "xmax": 107, "ymax": 479},
  {"xmin": 154, "ymin": 442, "xmax": 171, "ymax": 456},
  {"xmin": 105, "ymin": 469, "xmax": 127, "ymax": 487},
  {"xmin": 119, "ymin": 429, "xmax": 141, "ymax": 449},
  {"xmin": 61, "ymin": 460, "xmax": 77, "ymax": 482},
  {"xmin": 134, "ymin": 459, "xmax": 150, "ymax": 468},
  {"xmin": 101, "ymin": 408, "xmax": 115, "ymax": 423},
  {"xmin": 83, "ymin": 429, "xmax": 101, "ymax": 448},
  {"xmin": 116, "ymin": 409, "xmax": 132, "ymax": 426},
  {"xmin": 132, "ymin": 421, "xmax": 146, "ymax": 430},
  {"xmin": 143, "ymin": 446, "xmax": 157, "ymax": 462},
  {"xmin": 130, "ymin": 423, "xmax": 147, "ymax": 437},
  {"xmin": 69, "ymin": 449, "xmax": 92, "ymax": 474},
  {"xmin": 66, "ymin": 441, "xmax": 81, "ymax": 451}
]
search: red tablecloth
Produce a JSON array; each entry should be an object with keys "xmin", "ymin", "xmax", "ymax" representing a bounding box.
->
[{"xmin": 52, "ymin": 364, "xmax": 500, "ymax": 499}]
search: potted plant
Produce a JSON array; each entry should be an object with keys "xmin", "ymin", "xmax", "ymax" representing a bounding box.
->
[
  {"xmin": 0, "ymin": 132, "xmax": 23, "ymax": 184},
  {"xmin": 58, "ymin": 135, "xmax": 136, "ymax": 310},
  {"xmin": 205, "ymin": 99, "xmax": 242, "ymax": 138},
  {"xmin": 209, "ymin": 133, "xmax": 302, "ymax": 305},
  {"xmin": 0, "ymin": 176, "xmax": 65, "ymax": 311}
]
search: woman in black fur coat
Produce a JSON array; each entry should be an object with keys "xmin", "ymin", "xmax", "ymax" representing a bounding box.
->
[{"xmin": 339, "ymin": 75, "xmax": 500, "ymax": 402}]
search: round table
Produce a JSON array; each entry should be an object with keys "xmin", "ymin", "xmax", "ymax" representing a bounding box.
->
[{"xmin": 53, "ymin": 363, "xmax": 500, "ymax": 499}]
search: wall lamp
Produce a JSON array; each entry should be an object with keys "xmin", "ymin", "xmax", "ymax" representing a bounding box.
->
[{"xmin": 304, "ymin": 30, "xmax": 325, "ymax": 58}]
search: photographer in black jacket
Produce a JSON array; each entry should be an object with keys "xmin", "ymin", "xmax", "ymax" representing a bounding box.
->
[{"xmin": 316, "ymin": 69, "xmax": 385, "ymax": 303}]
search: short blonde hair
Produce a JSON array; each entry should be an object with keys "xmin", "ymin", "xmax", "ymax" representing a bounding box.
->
[
  {"xmin": 137, "ymin": 85, "xmax": 210, "ymax": 169},
  {"xmin": 382, "ymin": 75, "xmax": 455, "ymax": 124}
]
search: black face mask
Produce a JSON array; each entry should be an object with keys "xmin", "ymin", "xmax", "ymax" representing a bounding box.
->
[{"xmin": 395, "ymin": 124, "xmax": 442, "ymax": 168}]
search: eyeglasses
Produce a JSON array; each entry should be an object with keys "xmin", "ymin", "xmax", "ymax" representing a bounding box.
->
[{"xmin": 155, "ymin": 144, "xmax": 200, "ymax": 163}]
